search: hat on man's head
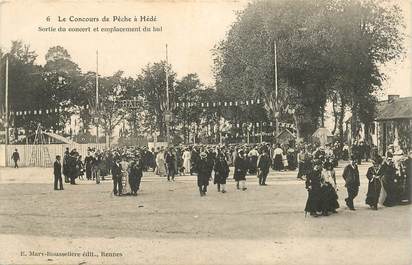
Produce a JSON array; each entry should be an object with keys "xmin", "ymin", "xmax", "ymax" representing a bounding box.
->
[{"xmin": 373, "ymin": 156, "xmax": 383, "ymax": 165}]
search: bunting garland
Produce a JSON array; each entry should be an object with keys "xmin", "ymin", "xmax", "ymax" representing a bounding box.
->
[
  {"xmin": 231, "ymin": 121, "xmax": 296, "ymax": 130},
  {"xmin": 175, "ymin": 99, "xmax": 262, "ymax": 108},
  {"xmin": 10, "ymin": 105, "xmax": 90, "ymax": 117}
]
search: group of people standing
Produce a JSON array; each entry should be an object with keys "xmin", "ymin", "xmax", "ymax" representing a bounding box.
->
[
  {"xmin": 302, "ymin": 149, "xmax": 411, "ymax": 217},
  {"xmin": 110, "ymin": 152, "xmax": 144, "ymax": 196},
  {"xmin": 52, "ymin": 142, "xmax": 411, "ymax": 215}
]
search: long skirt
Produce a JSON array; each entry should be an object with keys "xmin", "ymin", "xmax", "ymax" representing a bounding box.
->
[
  {"xmin": 382, "ymin": 179, "xmax": 400, "ymax": 207},
  {"xmin": 183, "ymin": 158, "xmax": 191, "ymax": 174},
  {"xmin": 273, "ymin": 155, "xmax": 284, "ymax": 171},
  {"xmin": 304, "ymin": 188, "xmax": 322, "ymax": 213},
  {"xmin": 365, "ymin": 179, "xmax": 381, "ymax": 207},
  {"xmin": 321, "ymin": 183, "xmax": 339, "ymax": 211},
  {"xmin": 157, "ymin": 162, "xmax": 166, "ymax": 177},
  {"xmin": 248, "ymin": 156, "xmax": 258, "ymax": 174}
]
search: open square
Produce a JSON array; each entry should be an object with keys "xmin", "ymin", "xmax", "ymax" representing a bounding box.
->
[{"xmin": 0, "ymin": 163, "xmax": 411, "ymax": 265}]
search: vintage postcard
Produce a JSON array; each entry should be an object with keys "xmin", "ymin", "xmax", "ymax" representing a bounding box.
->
[{"xmin": 0, "ymin": 0, "xmax": 411, "ymax": 264}]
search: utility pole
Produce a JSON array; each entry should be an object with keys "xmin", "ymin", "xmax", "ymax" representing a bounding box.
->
[
  {"xmin": 5, "ymin": 56, "xmax": 9, "ymax": 145},
  {"xmin": 274, "ymin": 40, "xmax": 279, "ymax": 143},
  {"xmin": 165, "ymin": 44, "xmax": 170, "ymax": 146},
  {"xmin": 96, "ymin": 50, "xmax": 99, "ymax": 144}
]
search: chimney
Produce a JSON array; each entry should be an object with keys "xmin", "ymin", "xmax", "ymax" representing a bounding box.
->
[{"xmin": 388, "ymin": 95, "xmax": 400, "ymax": 103}]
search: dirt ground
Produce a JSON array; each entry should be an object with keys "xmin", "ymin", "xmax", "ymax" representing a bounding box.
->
[{"xmin": 0, "ymin": 162, "xmax": 411, "ymax": 265}]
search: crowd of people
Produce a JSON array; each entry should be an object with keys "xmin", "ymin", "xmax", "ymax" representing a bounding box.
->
[{"xmin": 55, "ymin": 141, "xmax": 411, "ymax": 216}]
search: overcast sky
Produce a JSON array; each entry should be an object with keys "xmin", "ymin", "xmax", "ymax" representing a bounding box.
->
[{"xmin": 0, "ymin": 0, "xmax": 410, "ymax": 98}]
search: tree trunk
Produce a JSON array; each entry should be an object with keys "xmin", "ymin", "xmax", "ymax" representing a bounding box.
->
[
  {"xmin": 338, "ymin": 100, "xmax": 346, "ymax": 149},
  {"xmin": 351, "ymin": 105, "xmax": 358, "ymax": 142},
  {"xmin": 157, "ymin": 113, "xmax": 165, "ymax": 137},
  {"xmin": 293, "ymin": 112, "xmax": 300, "ymax": 141},
  {"xmin": 183, "ymin": 107, "xmax": 187, "ymax": 144},
  {"xmin": 331, "ymin": 95, "xmax": 338, "ymax": 135}
]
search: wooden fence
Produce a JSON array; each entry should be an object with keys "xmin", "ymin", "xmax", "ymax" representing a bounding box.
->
[{"xmin": 3, "ymin": 143, "xmax": 107, "ymax": 168}]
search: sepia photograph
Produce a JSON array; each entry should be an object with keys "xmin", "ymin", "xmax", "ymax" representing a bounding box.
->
[{"xmin": 0, "ymin": 0, "xmax": 411, "ymax": 264}]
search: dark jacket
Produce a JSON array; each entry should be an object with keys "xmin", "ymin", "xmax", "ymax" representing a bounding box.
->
[
  {"xmin": 234, "ymin": 156, "xmax": 248, "ymax": 181},
  {"xmin": 342, "ymin": 164, "xmax": 360, "ymax": 187},
  {"xmin": 214, "ymin": 157, "xmax": 229, "ymax": 184},
  {"xmin": 111, "ymin": 162, "xmax": 122, "ymax": 179},
  {"xmin": 54, "ymin": 161, "xmax": 62, "ymax": 177},
  {"xmin": 12, "ymin": 151, "xmax": 20, "ymax": 161},
  {"xmin": 129, "ymin": 160, "xmax": 143, "ymax": 179},
  {"xmin": 197, "ymin": 158, "xmax": 211, "ymax": 186},
  {"xmin": 257, "ymin": 154, "xmax": 271, "ymax": 172}
]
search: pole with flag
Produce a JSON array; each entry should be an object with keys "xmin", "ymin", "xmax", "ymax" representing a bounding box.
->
[
  {"xmin": 274, "ymin": 40, "xmax": 279, "ymax": 142},
  {"xmin": 5, "ymin": 55, "xmax": 9, "ymax": 145},
  {"xmin": 165, "ymin": 44, "xmax": 170, "ymax": 145},
  {"xmin": 95, "ymin": 49, "xmax": 99, "ymax": 144}
]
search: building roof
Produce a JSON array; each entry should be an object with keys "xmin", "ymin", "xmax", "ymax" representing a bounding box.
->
[
  {"xmin": 43, "ymin": 132, "xmax": 76, "ymax": 144},
  {"xmin": 312, "ymin": 127, "xmax": 333, "ymax": 137},
  {"xmin": 276, "ymin": 128, "xmax": 296, "ymax": 138},
  {"xmin": 376, "ymin": 97, "xmax": 412, "ymax": 121}
]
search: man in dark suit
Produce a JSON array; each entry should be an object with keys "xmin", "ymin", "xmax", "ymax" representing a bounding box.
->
[
  {"xmin": 11, "ymin": 149, "xmax": 20, "ymax": 168},
  {"xmin": 54, "ymin": 155, "xmax": 64, "ymax": 190},
  {"xmin": 257, "ymin": 148, "xmax": 271, "ymax": 186},
  {"xmin": 342, "ymin": 156, "xmax": 360, "ymax": 210},
  {"xmin": 112, "ymin": 157, "xmax": 123, "ymax": 196}
]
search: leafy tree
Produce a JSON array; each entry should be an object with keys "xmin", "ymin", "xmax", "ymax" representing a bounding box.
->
[
  {"xmin": 173, "ymin": 73, "xmax": 204, "ymax": 143},
  {"xmin": 0, "ymin": 41, "xmax": 51, "ymax": 141},
  {"xmin": 138, "ymin": 61, "xmax": 176, "ymax": 138},
  {"xmin": 213, "ymin": 0, "xmax": 331, "ymax": 140},
  {"xmin": 213, "ymin": 0, "xmax": 405, "ymax": 142},
  {"xmin": 325, "ymin": 0, "xmax": 405, "ymax": 145},
  {"xmin": 42, "ymin": 46, "xmax": 83, "ymax": 131},
  {"xmin": 95, "ymin": 71, "xmax": 129, "ymax": 146}
]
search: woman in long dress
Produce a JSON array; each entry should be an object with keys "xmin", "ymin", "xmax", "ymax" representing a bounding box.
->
[
  {"xmin": 381, "ymin": 155, "xmax": 400, "ymax": 207},
  {"xmin": 305, "ymin": 160, "xmax": 323, "ymax": 217},
  {"xmin": 320, "ymin": 158, "xmax": 339, "ymax": 215},
  {"xmin": 272, "ymin": 144, "xmax": 284, "ymax": 171},
  {"xmin": 234, "ymin": 150, "xmax": 248, "ymax": 191},
  {"xmin": 182, "ymin": 148, "xmax": 192, "ymax": 175},
  {"xmin": 214, "ymin": 152, "xmax": 230, "ymax": 193},
  {"xmin": 365, "ymin": 156, "xmax": 383, "ymax": 210},
  {"xmin": 156, "ymin": 148, "xmax": 167, "ymax": 178}
]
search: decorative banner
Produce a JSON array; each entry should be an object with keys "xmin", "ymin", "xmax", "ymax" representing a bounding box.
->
[
  {"xmin": 175, "ymin": 99, "xmax": 263, "ymax": 109},
  {"xmin": 232, "ymin": 121, "xmax": 296, "ymax": 130}
]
